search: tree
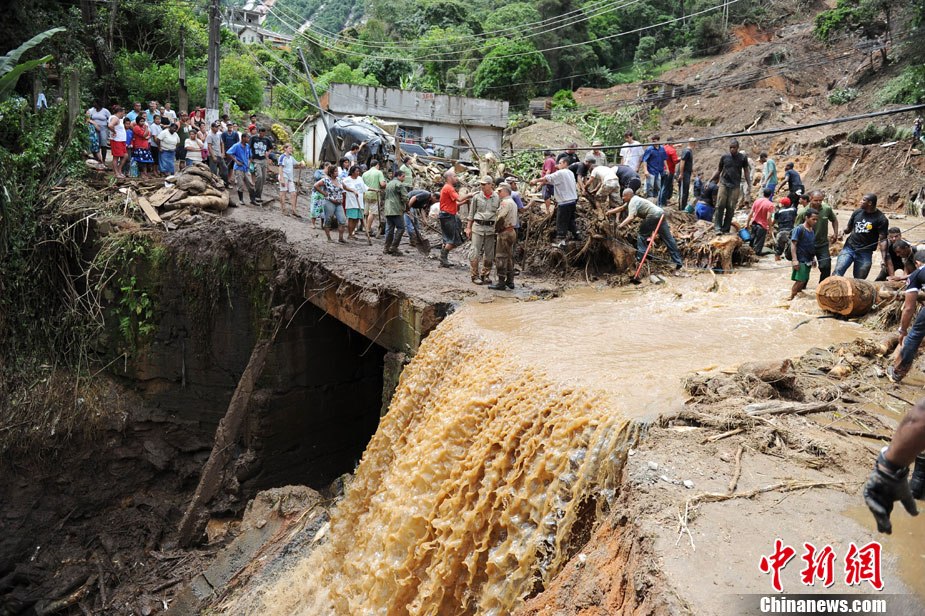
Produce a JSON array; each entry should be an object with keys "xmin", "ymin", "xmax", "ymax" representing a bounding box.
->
[
  {"xmin": 472, "ymin": 38, "xmax": 550, "ymax": 107},
  {"xmin": 0, "ymin": 27, "xmax": 63, "ymax": 101},
  {"xmin": 315, "ymin": 63, "xmax": 379, "ymax": 94},
  {"xmin": 483, "ymin": 3, "xmax": 541, "ymax": 33}
]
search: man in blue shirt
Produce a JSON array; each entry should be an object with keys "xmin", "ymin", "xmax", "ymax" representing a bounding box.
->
[
  {"xmin": 641, "ymin": 135, "xmax": 667, "ymax": 200},
  {"xmin": 225, "ymin": 132, "xmax": 257, "ymax": 207},
  {"xmin": 789, "ymin": 208, "xmax": 818, "ymax": 300}
]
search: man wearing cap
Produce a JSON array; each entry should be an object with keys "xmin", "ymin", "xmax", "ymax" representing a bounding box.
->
[
  {"xmin": 206, "ymin": 122, "xmax": 227, "ymax": 184},
  {"xmin": 466, "ymin": 176, "xmax": 500, "ymax": 284},
  {"xmin": 677, "ymin": 138, "xmax": 695, "ymax": 211},
  {"xmin": 489, "ymin": 183, "xmax": 518, "ymax": 290},
  {"xmin": 608, "ymin": 188, "xmax": 683, "ymax": 270},
  {"xmin": 438, "ymin": 170, "xmax": 472, "ymax": 267},
  {"xmin": 531, "ymin": 158, "xmax": 581, "ymax": 249},
  {"xmin": 773, "ymin": 196, "xmax": 798, "ymax": 261},
  {"xmin": 591, "ymin": 141, "xmax": 608, "ymax": 166},
  {"xmin": 250, "ymin": 127, "xmax": 275, "ymax": 205},
  {"xmin": 383, "ymin": 170, "xmax": 409, "ymax": 255}
]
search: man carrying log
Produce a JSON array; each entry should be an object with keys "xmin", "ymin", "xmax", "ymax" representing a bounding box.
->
[
  {"xmin": 795, "ymin": 190, "xmax": 839, "ymax": 282},
  {"xmin": 607, "ymin": 189, "xmax": 683, "ymax": 270},
  {"xmin": 789, "ymin": 208, "xmax": 818, "ymax": 300},
  {"xmin": 887, "ymin": 250, "xmax": 925, "ymax": 383},
  {"xmin": 834, "ymin": 193, "xmax": 889, "ymax": 280}
]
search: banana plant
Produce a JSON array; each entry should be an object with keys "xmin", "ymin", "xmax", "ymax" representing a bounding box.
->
[{"xmin": 0, "ymin": 27, "xmax": 65, "ymax": 102}]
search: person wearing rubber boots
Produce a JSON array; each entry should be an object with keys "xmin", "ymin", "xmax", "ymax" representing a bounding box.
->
[
  {"xmin": 489, "ymin": 183, "xmax": 518, "ymax": 291},
  {"xmin": 466, "ymin": 176, "xmax": 500, "ymax": 285},
  {"xmin": 382, "ymin": 170, "xmax": 409, "ymax": 256}
]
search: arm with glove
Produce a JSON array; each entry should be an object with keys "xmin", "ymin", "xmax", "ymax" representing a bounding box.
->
[{"xmin": 864, "ymin": 399, "xmax": 925, "ymax": 533}]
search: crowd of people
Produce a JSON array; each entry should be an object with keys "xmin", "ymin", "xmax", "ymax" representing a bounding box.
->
[{"xmin": 85, "ymin": 100, "xmax": 277, "ymax": 207}]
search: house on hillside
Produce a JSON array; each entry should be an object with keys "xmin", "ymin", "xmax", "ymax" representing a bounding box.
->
[
  {"xmin": 302, "ymin": 83, "xmax": 509, "ymax": 163},
  {"xmin": 234, "ymin": 25, "xmax": 293, "ymax": 48},
  {"xmin": 227, "ymin": 0, "xmax": 291, "ymax": 48}
]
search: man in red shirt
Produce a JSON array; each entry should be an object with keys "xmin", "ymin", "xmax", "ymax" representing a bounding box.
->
[
  {"xmin": 658, "ymin": 139, "xmax": 680, "ymax": 208},
  {"xmin": 438, "ymin": 170, "xmax": 472, "ymax": 267},
  {"xmin": 746, "ymin": 187, "xmax": 777, "ymax": 255}
]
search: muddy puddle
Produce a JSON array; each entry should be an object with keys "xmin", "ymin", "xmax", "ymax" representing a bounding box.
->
[{"xmin": 467, "ymin": 267, "xmax": 868, "ymax": 417}]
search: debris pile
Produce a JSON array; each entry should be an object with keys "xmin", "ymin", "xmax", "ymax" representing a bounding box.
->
[{"xmin": 149, "ymin": 163, "xmax": 229, "ymax": 213}]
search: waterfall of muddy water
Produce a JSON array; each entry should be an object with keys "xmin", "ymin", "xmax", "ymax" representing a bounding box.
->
[{"xmin": 258, "ymin": 269, "xmax": 868, "ymax": 616}]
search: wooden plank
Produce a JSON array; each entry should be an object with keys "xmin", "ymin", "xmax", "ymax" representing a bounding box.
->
[
  {"xmin": 744, "ymin": 401, "xmax": 835, "ymax": 416},
  {"xmin": 137, "ymin": 196, "xmax": 163, "ymax": 224}
]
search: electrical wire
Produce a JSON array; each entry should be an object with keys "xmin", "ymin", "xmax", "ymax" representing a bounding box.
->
[
  {"xmin": 265, "ymin": 0, "xmax": 746, "ymax": 64},
  {"xmin": 269, "ymin": 0, "xmax": 639, "ymax": 52}
]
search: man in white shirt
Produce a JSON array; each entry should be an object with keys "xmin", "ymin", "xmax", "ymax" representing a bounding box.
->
[
  {"xmin": 531, "ymin": 158, "xmax": 580, "ymax": 248},
  {"xmin": 587, "ymin": 164, "xmax": 621, "ymax": 208},
  {"xmin": 162, "ymin": 102, "xmax": 178, "ymax": 123},
  {"xmin": 619, "ymin": 130, "xmax": 644, "ymax": 174}
]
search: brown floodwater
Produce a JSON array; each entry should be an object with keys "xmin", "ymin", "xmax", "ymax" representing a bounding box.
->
[
  {"xmin": 467, "ymin": 266, "xmax": 868, "ymax": 417},
  {"xmin": 254, "ymin": 267, "xmax": 875, "ymax": 616}
]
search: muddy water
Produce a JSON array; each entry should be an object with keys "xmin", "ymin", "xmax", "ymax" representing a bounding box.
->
[
  {"xmin": 468, "ymin": 267, "xmax": 867, "ymax": 417},
  {"xmin": 257, "ymin": 268, "xmax": 869, "ymax": 616}
]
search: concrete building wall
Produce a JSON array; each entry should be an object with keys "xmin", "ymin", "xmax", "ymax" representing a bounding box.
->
[{"xmin": 327, "ymin": 84, "xmax": 508, "ymax": 129}]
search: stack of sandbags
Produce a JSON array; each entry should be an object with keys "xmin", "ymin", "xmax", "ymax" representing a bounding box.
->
[{"xmin": 148, "ymin": 163, "xmax": 229, "ymax": 212}]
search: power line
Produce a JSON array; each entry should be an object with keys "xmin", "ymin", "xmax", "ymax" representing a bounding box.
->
[
  {"xmin": 504, "ymin": 104, "xmax": 925, "ymax": 155},
  {"xmin": 266, "ymin": 0, "xmax": 746, "ymax": 64},
  {"xmin": 270, "ymin": 0, "xmax": 638, "ymax": 52}
]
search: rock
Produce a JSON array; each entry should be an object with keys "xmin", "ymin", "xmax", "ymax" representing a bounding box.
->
[
  {"xmin": 683, "ymin": 480, "xmax": 695, "ymax": 489},
  {"xmin": 659, "ymin": 474, "xmax": 675, "ymax": 484},
  {"xmin": 648, "ymin": 461, "xmax": 659, "ymax": 471}
]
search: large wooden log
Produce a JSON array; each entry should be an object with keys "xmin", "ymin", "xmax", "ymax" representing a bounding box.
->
[{"xmin": 816, "ymin": 276, "xmax": 877, "ymax": 317}]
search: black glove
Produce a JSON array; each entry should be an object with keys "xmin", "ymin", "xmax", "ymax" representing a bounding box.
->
[
  {"xmin": 864, "ymin": 450, "xmax": 919, "ymax": 534},
  {"xmin": 911, "ymin": 453, "xmax": 925, "ymax": 500}
]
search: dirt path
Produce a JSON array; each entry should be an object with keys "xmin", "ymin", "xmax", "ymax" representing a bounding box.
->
[{"xmin": 225, "ymin": 181, "xmax": 557, "ymax": 308}]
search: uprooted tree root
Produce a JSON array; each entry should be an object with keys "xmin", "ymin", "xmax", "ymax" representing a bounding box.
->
[{"xmin": 516, "ymin": 201, "xmax": 757, "ymax": 281}]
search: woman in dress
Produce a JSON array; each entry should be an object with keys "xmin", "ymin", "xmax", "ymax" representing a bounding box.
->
[
  {"xmin": 107, "ymin": 106, "xmax": 126, "ymax": 177},
  {"xmin": 343, "ymin": 165, "xmax": 366, "ymax": 240},
  {"xmin": 314, "ymin": 163, "xmax": 348, "ymax": 243},
  {"xmin": 310, "ymin": 163, "xmax": 329, "ymax": 228},
  {"xmin": 131, "ymin": 115, "xmax": 154, "ymax": 178},
  {"xmin": 86, "ymin": 100, "xmax": 110, "ymax": 163}
]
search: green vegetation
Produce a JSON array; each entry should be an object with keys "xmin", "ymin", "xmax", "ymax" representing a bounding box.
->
[
  {"xmin": 0, "ymin": 28, "xmax": 63, "ymax": 101},
  {"xmin": 847, "ymin": 122, "xmax": 912, "ymax": 144},
  {"xmin": 828, "ymin": 87, "xmax": 860, "ymax": 105},
  {"xmin": 876, "ymin": 66, "xmax": 925, "ymax": 105}
]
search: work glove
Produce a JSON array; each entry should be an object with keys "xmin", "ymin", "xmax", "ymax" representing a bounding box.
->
[
  {"xmin": 911, "ymin": 453, "xmax": 925, "ymax": 500},
  {"xmin": 863, "ymin": 449, "xmax": 919, "ymax": 534}
]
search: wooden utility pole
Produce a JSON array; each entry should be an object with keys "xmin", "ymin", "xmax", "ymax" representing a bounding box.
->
[
  {"xmin": 179, "ymin": 26, "xmax": 189, "ymax": 114},
  {"xmin": 206, "ymin": 0, "xmax": 221, "ymax": 124}
]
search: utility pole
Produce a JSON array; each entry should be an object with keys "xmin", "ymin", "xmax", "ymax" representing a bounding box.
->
[
  {"xmin": 206, "ymin": 0, "xmax": 221, "ymax": 124},
  {"xmin": 297, "ymin": 47, "xmax": 333, "ymax": 154},
  {"xmin": 179, "ymin": 26, "xmax": 189, "ymax": 114}
]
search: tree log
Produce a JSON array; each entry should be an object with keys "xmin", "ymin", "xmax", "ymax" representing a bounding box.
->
[
  {"xmin": 816, "ymin": 276, "xmax": 877, "ymax": 317},
  {"xmin": 177, "ymin": 312, "xmax": 281, "ymax": 547},
  {"xmin": 744, "ymin": 401, "xmax": 835, "ymax": 416}
]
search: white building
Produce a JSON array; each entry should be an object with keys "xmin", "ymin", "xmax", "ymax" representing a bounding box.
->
[{"xmin": 302, "ymin": 83, "xmax": 509, "ymax": 163}]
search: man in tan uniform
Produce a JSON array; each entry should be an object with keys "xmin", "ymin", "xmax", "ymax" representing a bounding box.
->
[
  {"xmin": 489, "ymin": 183, "xmax": 518, "ymax": 290},
  {"xmin": 466, "ymin": 176, "xmax": 500, "ymax": 285}
]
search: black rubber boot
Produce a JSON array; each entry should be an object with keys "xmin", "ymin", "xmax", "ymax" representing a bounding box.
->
[
  {"xmin": 389, "ymin": 231, "xmax": 405, "ymax": 255},
  {"xmin": 505, "ymin": 274, "xmax": 515, "ymax": 289},
  {"xmin": 912, "ymin": 454, "xmax": 925, "ymax": 500},
  {"xmin": 439, "ymin": 248, "xmax": 451, "ymax": 267}
]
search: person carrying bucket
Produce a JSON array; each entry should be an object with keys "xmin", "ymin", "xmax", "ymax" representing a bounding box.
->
[{"xmin": 607, "ymin": 188, "xmax": 683, "ymax": 273}]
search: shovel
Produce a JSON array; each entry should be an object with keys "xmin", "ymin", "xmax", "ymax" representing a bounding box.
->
[
  {"xmin": 409, "ymin": 210, "xmax": 431, "ymax": 254},
  {"xmin": 630, "ymin": 214, "xmax": 664, "ymax": 285}
]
